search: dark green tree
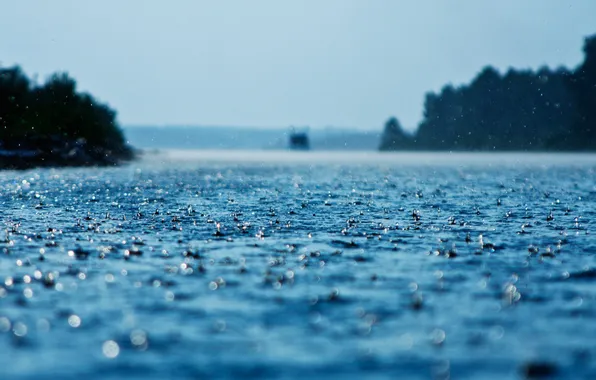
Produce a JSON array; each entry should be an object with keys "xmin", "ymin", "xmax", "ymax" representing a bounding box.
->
[
  {"xmin": 567, "ymin": 35, "xmax": 596, "ymax": 150},
  {"xmin": 382, "ymin": 34, "xmax": 596, "ymax": 152},
  {"xmin": 0, "ymin": 66, "xmax": 31, "ymax": 142},
  {"xmin": 0, "ymin": 65, "xmax": 133, "ymax": 167},
  {"xmin": 379, "ymin": 117, "xmax": 413, "ymax": 150}
]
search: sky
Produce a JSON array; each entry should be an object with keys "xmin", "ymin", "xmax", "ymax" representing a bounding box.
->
[{"xmin": 1, "ymin": 1, "xmax": 596, "ymax": 131}]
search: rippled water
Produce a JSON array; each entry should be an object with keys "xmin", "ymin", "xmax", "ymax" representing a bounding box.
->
[{"xmin": 1, "ymin": 151, "xmax": 596, "ymax": 379}]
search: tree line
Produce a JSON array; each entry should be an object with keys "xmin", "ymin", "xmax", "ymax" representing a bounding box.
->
[
  {"xmin": 0, "ymin": 66, "xmax": 133, "ymax": 167},
  {"xmin": 380, "ymin": 34, "xmax": 596, "ymax": 151}
]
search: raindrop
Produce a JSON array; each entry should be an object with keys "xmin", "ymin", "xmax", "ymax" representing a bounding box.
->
[
  {"xmin": 13, "ymin": 322, "xmax": 27, "ymax": 337},
  {"xmin": 0, "ymin": 317, "xmax": 11, "ymax": 332},
  {"xmin": 102, "ymin": 340, "xmax": 120, "ymax": 358},
  {"xmin": 130, "ymin": 329, "xmax": 148, "ymax": 350},
  {"xmin": 68, "ymin": 315, "xmax": 81, "ymax": 328},
  {"xmin": 431, "ymin": 328, "xmax": 446, "ymax": 345}
]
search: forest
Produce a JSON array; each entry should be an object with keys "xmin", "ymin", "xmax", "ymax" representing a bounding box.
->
[
  {"xmin": 0, "ymin": 66, "xmax": 134, "ymax": 168},
  {"xmin": 380, "ymin": 34, "xmax": 596, "ymax": 151}
]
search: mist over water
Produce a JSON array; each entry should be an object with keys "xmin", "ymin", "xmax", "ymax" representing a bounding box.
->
[{"xmin": 1, "ymin": 151, "xmax": 596, "ymax": 379}]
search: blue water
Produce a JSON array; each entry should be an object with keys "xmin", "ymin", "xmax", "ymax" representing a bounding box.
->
[{"xmin": 1, "ymin": 151, "xmax": 596, "ymax": 379}]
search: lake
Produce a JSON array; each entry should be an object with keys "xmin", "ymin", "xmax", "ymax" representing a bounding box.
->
[{"xmin": 1, "ymin": 151, "xmax": 596, "ymax": 379}]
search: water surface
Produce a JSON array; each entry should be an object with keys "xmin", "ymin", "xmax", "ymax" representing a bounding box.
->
[{"xmin": 1, "ymin": 151, "xmax": 596, "ymax": 379}]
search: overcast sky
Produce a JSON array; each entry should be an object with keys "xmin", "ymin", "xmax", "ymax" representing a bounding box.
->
[{"xmin": 1, "ymin": 1, "xmax": 595, "ymax": 131}]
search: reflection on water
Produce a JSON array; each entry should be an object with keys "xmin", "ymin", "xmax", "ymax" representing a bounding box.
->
[{"xmin": 1, "ymin": 151, "xmax": 596, "ymax": 379}]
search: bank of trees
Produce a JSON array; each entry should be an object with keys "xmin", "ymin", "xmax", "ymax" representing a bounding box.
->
[
  {"xmin": 0, "ymin": 66, "xmax": 133, "ymax": 167},
  {"xmin": 380, "ymin": 34, "xmax": 596, "ymax": 151}
]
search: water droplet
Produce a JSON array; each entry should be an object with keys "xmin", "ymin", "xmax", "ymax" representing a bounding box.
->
[
  {"xmin": 0, "ymin": 317, "xmax": 11, "ymax": 332},
  {"xmin": 102, "ymin": 340, "xmax": 120, "ymax": 358},
  {"xmin": 13, "ymin": 322, "xmax": 27, "ymax": 337},
  {"xmin": 130, "ymin": 329, "xmax": 148, "ymax": 350},
  {"xmin": 68, "ymin": 315, "xmax": 81, "ymax": 328},
  {"xmin": 431, "ymin": 328, "xmax": 446, "ymax": 345}
]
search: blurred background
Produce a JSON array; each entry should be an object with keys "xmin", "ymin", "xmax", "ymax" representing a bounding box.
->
[{"xmin": 2, "ymin": 1, "xmax": 596, "ymax": 151}]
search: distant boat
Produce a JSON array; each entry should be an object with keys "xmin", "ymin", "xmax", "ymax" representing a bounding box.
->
[{"xmin": 288, "ymin": 129, "xmax": 310, "ymax": 150}]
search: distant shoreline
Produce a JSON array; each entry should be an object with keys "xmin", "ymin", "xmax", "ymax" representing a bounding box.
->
[{"xmin": 0, "ymin": 147, "xmax": 137, "ymax": 170}]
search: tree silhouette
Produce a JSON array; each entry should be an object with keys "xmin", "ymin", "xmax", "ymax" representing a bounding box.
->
[
  {"xmin": 0, "ymin": 66, "xmax": 31, "ymax": 142},
  {"xmin": 568, "ymin": 35, "xmax": 596, "ymax": 149},
  {"xmin": 380, "ymin": 33, "xmax": 596, "ymax": 152},
  {"xmin": 379, "ymin": 117, "xmax": 413, "ymax": 150},
  {"xmin": 0, "ymin": 65, "xmax": 133, "ymax": 167}
]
